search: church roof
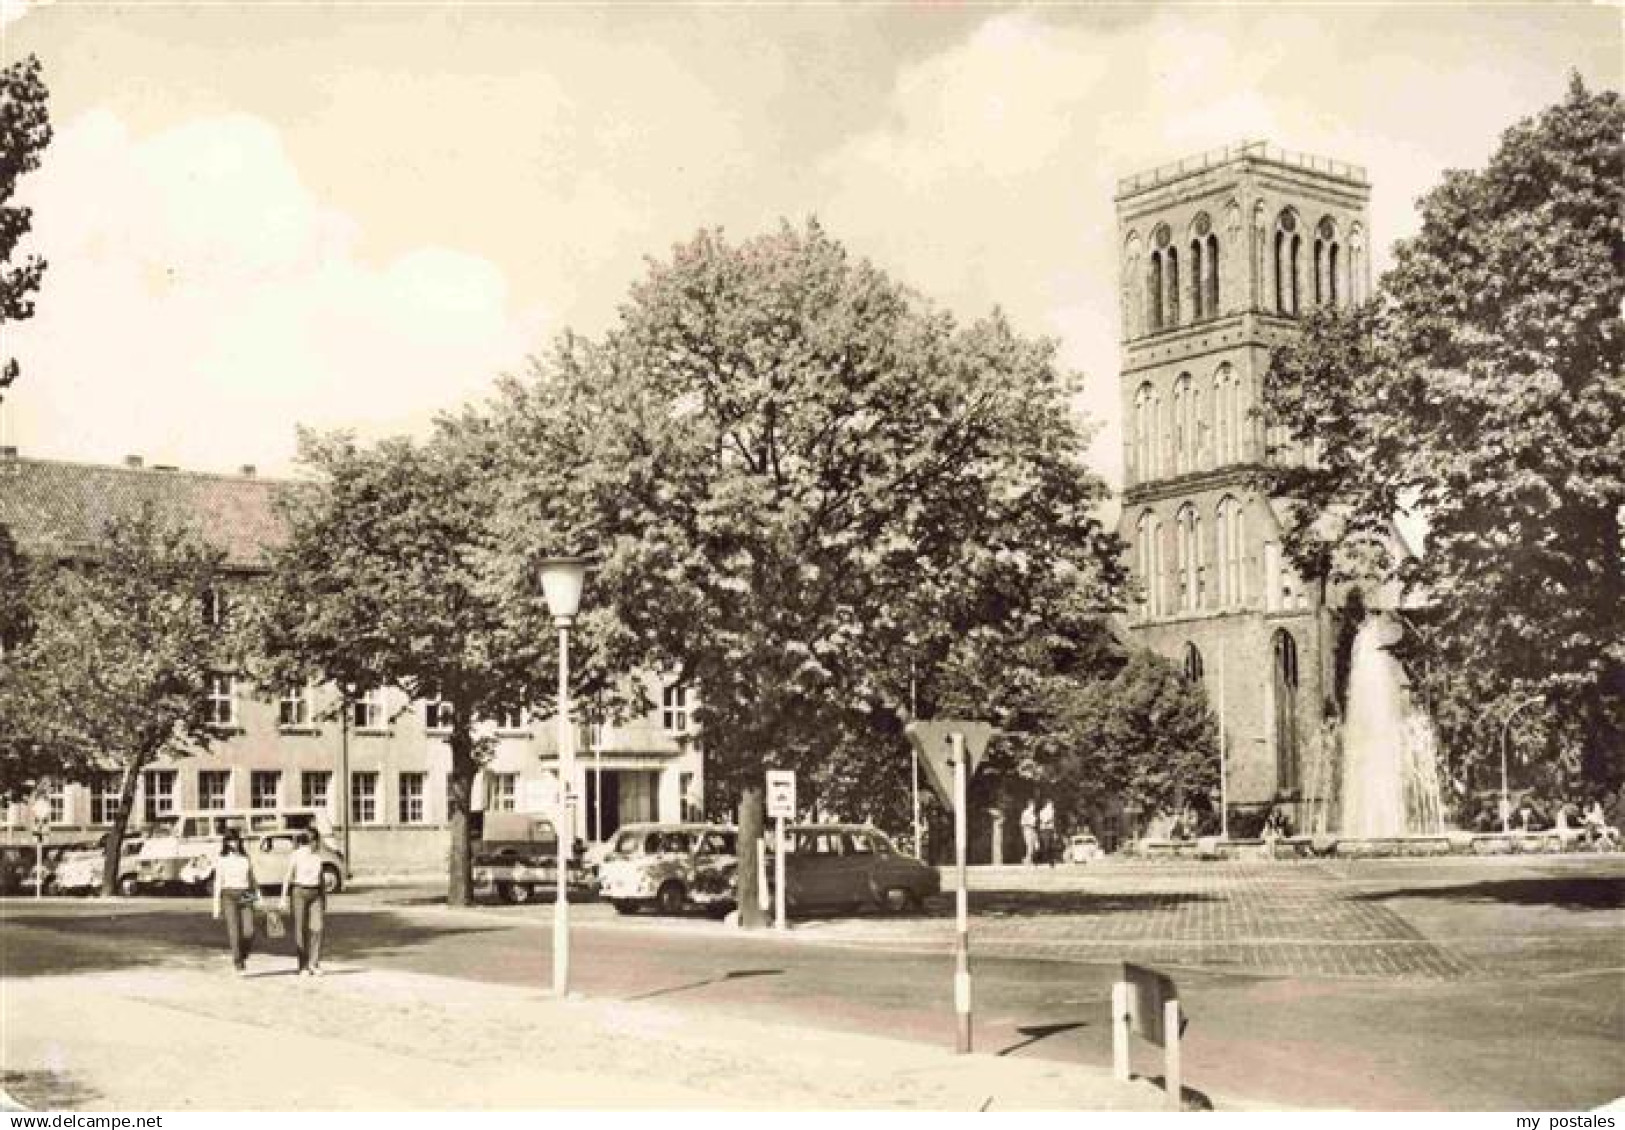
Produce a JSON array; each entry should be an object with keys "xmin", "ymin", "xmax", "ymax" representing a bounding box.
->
[{"xmin": 0, "ymin": 452, "xmax": 292, "ymax": 571}]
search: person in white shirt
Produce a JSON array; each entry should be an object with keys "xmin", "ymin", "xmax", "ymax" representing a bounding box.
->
[
  {"xmin": 279, "ymin": 831, "xmax": 328, "ymax": 975},
  {"xmin": 1020, "ymin": 801, "xmax": 1039, "ymax": 866},
  {"xmin": 211, "ymin": 832, "xmax": 260, "ymax": 975}
]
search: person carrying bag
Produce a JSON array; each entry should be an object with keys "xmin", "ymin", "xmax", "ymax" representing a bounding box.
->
[{"xmin": 211, "ymin": 831, "xmax": 260, "ymax": 976}]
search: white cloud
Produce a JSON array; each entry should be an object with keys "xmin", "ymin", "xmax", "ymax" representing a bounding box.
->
[{"xmin": 6, "ymin": 109, "xmax": 544, "ymax": 473}]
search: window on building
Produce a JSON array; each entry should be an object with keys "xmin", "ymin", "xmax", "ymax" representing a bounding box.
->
[
  {"xmin": 47, "ymin": 782, "xmax": 65, "ymax": 824},
  {"xmin": 1206, "ymin": 233, "xmax": 1220, "ymax": 314},
  {"xmin": 1135, "ymin": 511, "xmax": 1164, "ymax": 620},
  {"xmin": 301, "ymin": 771, "xmax": 332, "ymax": 816},
  {"xmin": 1171, "ymin": 374, "xmax": 1199, "ymax": 474},
  {"xmin": 279, "ymin": 686, "xmax": 312, "ymax": 729},
  {"xmin": 91, "ymin": 771, "xmax": 123, "ymax": 825},
  {"xmin": 1190, "ymin": 238, "xmax": 1205, "ymax": 320},
  {"xmin": 662, "ymin": 684, "xmax": 690, "ymax": 734},
  {"xmin": 351, "ymin": 772, "xmax": 379, "ymax": 824},
  {"xmin": 1216, "ymin": 496, "xmax": 1246, "ymax": 607},
  {"xmin": 1148, "ymin": 251, "xmax": 1164, "ymax": 332},
  {"xmin": 142, "ymin": 769, "xmax": 177, "ymax": 823},
  {"xmin": 1165, "ymin": 246, "xmax": 1180, "ymax": 327},
  {"xmin": 202, "ymin": 587, "xmax": 228, "ymax": 627},
  {"xmin": 1274, "ymin": 630, "xmax": 1301, "ymax": 793},
  {"xmin": 576, "ymin": 718, "xmax": 605, "ymax": 752},
  {"xmin": 352, "ymin": 689, "xmax": 386, "ymax": 731},
  {"xmin": 489, "ymin": 772, "xmax": 517, "ymax": 813},
  {"xmin": 199, "ymin": 770, "xmax": 230, "ymax": 810},
  {"xmin": 250, "ymin": 771, "xmax": 281, "ymax": 810},
  {"xmin": 680, "ymin": 771, "xmax": 699, "ymax": 821},
  {"xmin": 1175, "ymin": 505, "xmax": 1205, "ymax": 612},
  {"xmin": 1183, "ymin": 642, "xmax": 1204, "ymax": 683},
  {"xmin": 495, "ymin": 707, "xmax": 525, "ymax": 732},
  {"xmin": 399, "ymin": 772, "xmax": 426, "ymax": 824},
  {"xmin": 206, "ymin": 673, "xmax": 237, "ymax": 728},
  {"xmin": 425, "ymin": 700, "xmax": 454, "ymax": 731}
]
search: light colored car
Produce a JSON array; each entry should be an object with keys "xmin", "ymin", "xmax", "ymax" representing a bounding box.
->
[
  {"xmin": 773, "ymin": 824, "xmax": 940, "ymax": 914},
  {"xmin": 137, "ymin": 807, "xmax": 332, "ymax": 892},
  {"xmin": 54, "ymin": 836, "xmax": 146, "ymax": 895},
  {"xmin": 1066, "ymin": 833, "xmax": 1103, "ymax": 864},
  {"xmin": 597, "ymin": 823, "xmax": 738, "ymax": 916},
  {"xmin": 178, "ymin": 831, "xmax": 346, "ymax": 895}
]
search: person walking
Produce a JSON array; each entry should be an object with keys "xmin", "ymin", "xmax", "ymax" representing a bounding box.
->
[
  {"xmin": 1038, "ymin": 799, "xmax": 1057, "ymax": 867},
  {"xmin": 211, "ymin": 831, "xmax": 260, "ymax": 976},
  {"xmin": 279, "ymin": 830, "xmax": 328, "ymax": 976},
  {"xmin": 1020, "ymin": 800, "xmax": 1039, "ymax": 866}
]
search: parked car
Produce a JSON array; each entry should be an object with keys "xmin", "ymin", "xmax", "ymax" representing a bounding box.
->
[
  {"xmin": 178, "ymin": 830, "xmax": 347, "ymax": 894},
  {"xmin": 136, "ymin": 807, "xmax": 331, "ymax": 893},
  {"xmin": 13, "ymin": 842, "xmax": 87, "ymax": 896},
  {"xmin": 471, "ymin": 811, "xmax": 590, "ymax": 905},
  {"xmin": 772, "ymin": 824, "xmax": 940, "ymax": 914},
  {"xmin": 54, "ymin": 835, "xmax": 147, "ymax": 895},
  {"xmin": 597, "ymin": 823, "xmax": 738, "ymax": 916},
  {"xmin": 1066, "ymin": 833, "xmax": 1103, "ymax": 864},
  {"xmin": 0, "ymin": 844, "xmax": 34, "ymax": 895}
]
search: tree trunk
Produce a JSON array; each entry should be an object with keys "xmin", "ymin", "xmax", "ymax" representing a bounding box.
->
[
  {"xmin": 100, "ymin": 762, "xmax": 143, "ymax": 897},
  {"xmin": 737, "ymin": 785, "xmax": 766, "ymax": 930},
  {"xmin": 446, "ymin": 724, "xmax": 478, "ymax": 907}
]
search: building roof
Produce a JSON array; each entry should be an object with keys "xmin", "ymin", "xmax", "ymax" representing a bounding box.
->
[
  {"xmin": 1116, "ymin": 140, "xmax": 1369, "ymax": 199},
  {"xmin": 0, "ymin": 452, "xmax": 291, "ymax": 570}
]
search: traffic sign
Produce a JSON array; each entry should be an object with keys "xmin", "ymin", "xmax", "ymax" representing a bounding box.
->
[
  {"xmin": 904, "ymin": 719, "xmax": 996, "ymax": 810},
  {"xmin": 766, "ymin": 770, "xmax": 797, "ymax": 819}
]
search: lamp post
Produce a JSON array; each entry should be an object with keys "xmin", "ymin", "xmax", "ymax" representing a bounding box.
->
[
  {"xmin": 30, "ymin": 794, "xmax": 51, "ymax": 900},
  {"xmin": 538, "ymin": 555, "xmax": 590, "ymax": 998},
  {"xmin": 1499, "ymin": 694, "xmax": 1543, "ymax": 834}
]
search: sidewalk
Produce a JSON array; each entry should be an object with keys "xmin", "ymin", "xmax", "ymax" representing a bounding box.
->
[{"xmin": 2, "ymin": 926, "xmax": 1206, "ymax": 1112}]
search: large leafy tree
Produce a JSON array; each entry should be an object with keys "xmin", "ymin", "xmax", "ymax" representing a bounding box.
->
[
  {"xmin": 0, "ymin": 53, "xmax": 52, "ymax": 392},
  {"xmin": 255, "ymin": 421, "xmax": 560, "ymax": 906},
  {"xmin": 0, "ymin": 507, "xmax": 231, "ymax": 895},
  {"xmin": 492, "ymin": 220, "xmax": 1124, "ymax": 916},
  {"xmin": 1262, "ymin": 77, "xmax": 1625, "ymax": 790}
]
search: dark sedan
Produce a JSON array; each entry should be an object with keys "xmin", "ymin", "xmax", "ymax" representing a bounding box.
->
[{"xmin": 772, "ymin": 824, "xmax": 939, "ymax": 914}]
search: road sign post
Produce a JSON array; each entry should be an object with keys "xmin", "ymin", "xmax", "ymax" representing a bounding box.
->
[
  {"xmin": 1112, "ymin": 962, "xmax": 1187, "ymax": 1110},
  {"xmin": 766, "ymin": 770, "xmax": 796, "ymax": 931},
  {"xmin": 905, "ymin": 719, "xmax": 993, "ymax": 1056}
]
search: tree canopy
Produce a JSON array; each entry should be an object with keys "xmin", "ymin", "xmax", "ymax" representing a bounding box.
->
[
  {"xmin": 1262, "ymin": 77, "xmax": 1625, "ymax": 790},
  {"xmin": 490, "ymin": 220, "xmax": 1127, "ymax": 809},
  {"xmin": 0, "ymin": 507, "xmax": 232, "ymax": 894},
  {"xmin": 0, "ymin": 53, "xmax": 52, "ymax": 391}
]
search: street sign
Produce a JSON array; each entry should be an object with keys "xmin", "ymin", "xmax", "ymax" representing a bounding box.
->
[
  {"xmin": 766, "ymin": 770, "xmax": 796, "ymax": 819},
  {"xmin": 904, "ymin": 720, "xmax": 996, "ymax": 810},
  {"xmin": 1120, "ymin": 962, "xmax": 1184, "ymax": 1047}
]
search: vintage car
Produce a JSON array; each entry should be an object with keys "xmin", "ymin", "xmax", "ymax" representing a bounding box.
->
[
  {"xmin": 178, "ymin": 830, "xmax": 347, "ymax": 894},
  {"xmin": 136, "ymin": 808, "xmax": 331, "ymax": 893},
  {"xmin": 54, "ymin": 835, "xmax": 147, "ymax": 895},
  {"xmin": 770, "ymin": 824, "xmax": 940, "ymax": 914},
  {"xmin": 470, "ymin": 811, "xmax": 591, "ymax": 905},
  {"xmin": 597, "ymin": 823, "xmax": 738, "ymax": 916},
  {"xmin": 1066, "ymin": 833, "xmax": 1104, "ymax": 864}
]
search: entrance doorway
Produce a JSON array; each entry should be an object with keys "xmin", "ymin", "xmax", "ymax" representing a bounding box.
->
[{"xmin": 584, "ymin": 769, "xmax": 659, "ymax": 842}]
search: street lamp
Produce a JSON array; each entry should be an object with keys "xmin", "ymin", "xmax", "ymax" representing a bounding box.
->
[
  {"xmin": 30, "ymin": 794, "xmax": 51, "ymax": 901},
  {"xmin": 538, "ymin": 555, "xmax": 591, "ymax": 998},
  {"xmin": 1499, "ymin": 694, "xmax": 1543, "ymax": 834}
]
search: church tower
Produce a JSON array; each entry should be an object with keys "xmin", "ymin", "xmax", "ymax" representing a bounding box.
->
[{"xmin": 1115, "ymin": 142, "xmax": 1371, "ymax": 831}]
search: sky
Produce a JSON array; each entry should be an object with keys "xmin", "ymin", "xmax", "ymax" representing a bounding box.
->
[{"xmin": 1, "ymin": 2, "xmax": 1619, "ymax": 488}]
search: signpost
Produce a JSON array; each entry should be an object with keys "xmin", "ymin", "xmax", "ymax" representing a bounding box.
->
[
  {"xmin": 766, "ymin": 770, "xmax": 795, "ymax": 931},
  {"xmin": 905, "ymin": 719, "xmax": 994, "ymax": 1055},
  {"xmin": 30, "ymin": 795, "xmax": 50, "ymax": 901},
  {"xmin": 1112, "ymin": 962, "xmax": 1188, "ymax": 1110}
]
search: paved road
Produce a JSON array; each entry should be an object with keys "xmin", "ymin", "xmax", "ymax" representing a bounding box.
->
[{"xmin": 6, "ymin": 854, "xmax": 1622, "ymax": 1110}]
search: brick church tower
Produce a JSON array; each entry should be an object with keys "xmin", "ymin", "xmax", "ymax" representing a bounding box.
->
[{"xmin": 1115, "ymin": 142, "xmax": 1371, "ymax": 831}]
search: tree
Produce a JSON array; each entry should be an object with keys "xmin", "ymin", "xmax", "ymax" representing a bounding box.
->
[
  {"xmin": 0, "ymin": 53, "xmax": 52, "ymax": 391},
  {"xmin": 1050, "ymin": 650, "xmax": 1219, "ymax": 834},
  {"xmin": 254, "ymin": 422, "xmax": 560, "ymax": 907},
  {"xmin": 1262, "ymin": 77, "xmax": 1625, "ymax": 790},
  {"xmin": 0, "ymin": 507, "xmax": 231, "ymax": 895},
  {"xmin": 491, "ymin": 221, "xmax": 1125, "ymax": 917}
]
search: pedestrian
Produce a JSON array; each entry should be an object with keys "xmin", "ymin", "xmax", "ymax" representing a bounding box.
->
[
  {"xmin": 211, "ymin": 831, "xmax": 259, "ymax": 976},
  {"xmin": 279, "ymin": 830, "xmax": 327, "ymax": 976},
  {"xmin": 1020, "ymin": 800, "xmax": 1038, "ymax": 866},
  {"xmin": 1038, "ymin": 799, "xmax": 1057, "ymax": 867}
]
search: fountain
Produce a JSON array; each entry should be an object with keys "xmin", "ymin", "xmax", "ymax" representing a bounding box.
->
[{"xmin": 1338, "ymin": 612, "xmax": 1445, "ymax": 837}]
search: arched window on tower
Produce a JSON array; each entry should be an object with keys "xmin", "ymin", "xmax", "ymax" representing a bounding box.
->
[
  {"xmin": 1189, "ymin": 238, "xmax": 1205, "ymax": 321},
  {"xmin": 1136, "ymin": 510, "xmax": 1165, "ymax": 619},
  {"xmin": 1275, "ymin": 210, "xmax": 1301, "ymax": 316},
  {"xmin": 1216, "ymin": 495, "xmax": 1245, "ymax": 606},
  {"xmin": 1166, "ymin": 246, "xmax": 1181, "ymax": 327},
  {"xmin": 1274, "ymin": 231, "xmax": 1287, "ymax": 313},
  {"xmin": 1273, "ymin": 630, "xmax": 1301, "ymax": 793},
  {"xmin": 1148, "ymin": 251, "xmax": 1164, "ymax": 332},
  {"xmin": 1313, "ymin": 239, "xmax": 1325, "ymax": 306},
  {"xmin": 1290, "ymin": 233, "xmax": 1302, "ymax": 314},
  {"xmin": 1175, "ymin": 503, "xmax": 1204, "ymax": 612},
  {"xmin": 1171, "ymin": 374, "xmax": 1197, "ymax": 474},
  {"xmin": 1183, "ymin": 642, "xmax": 1204, "ymax": 683},
  {"xmin": 1133, "ymin": 382, "xmax": 1156, "ymax": 482},
  {"xmin": 1206, "ymin": 233, "xmax": 1220, "ymax": 314},
  {"xmin": 1212, "ymin": 363, "xmax": 1242, "ymax": 466}
]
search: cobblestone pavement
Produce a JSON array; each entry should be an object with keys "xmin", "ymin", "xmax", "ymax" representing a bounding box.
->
[{"xmin": 769, "ymin": 857, "xmax": 1625, "ymax": 981}]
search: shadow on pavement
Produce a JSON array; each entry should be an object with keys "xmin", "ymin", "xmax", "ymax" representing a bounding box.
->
[
  {"xmin": 2, "ymin": 1070, "xmax": 101, "ymax": 1111},
  {"xmin": 2, "ymin": 908, "xmax": 510, "ymax": 979},
  {"xmin": 996, "ymin": 1020, "xmax": 1086, "ymax": 1057},
  {"xmin": 625, "ymin": 967, "xmax": 785, "ymax": 1002},
  {"xmin": 1351, "ymin": 877, "xmax": 1624, "ymax": 911},
  {"xmin": 912, "ymin": 890, "xmax": 1219, "ymax": 919}
]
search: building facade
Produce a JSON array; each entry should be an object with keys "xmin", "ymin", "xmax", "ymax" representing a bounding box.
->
[
  {"xmin": 0, "ymin": 450, "xmax": 704, "ymax": 870},
  {"xmin": 1115, "ymin": 142, "xmax": 1371, "ymax": 829}
]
